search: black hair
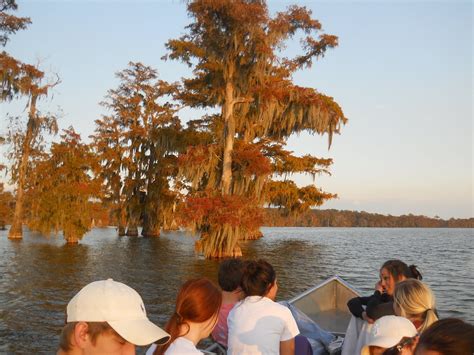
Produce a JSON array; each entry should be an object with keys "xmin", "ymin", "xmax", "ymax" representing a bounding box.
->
[
  {"xmin": 241, "ymin": 259, "xmax": 276, "ymax": 297},
  {"xmin": 415, "ymin": 318, "xmax": 474, "ymax": 355},
  {"xmin": 381, "ymin": 259, "xmax": 422, "ymax": 281},
  {"xmin": 217, "ymin": 258, "xmax": 245, "ymax": 292}
]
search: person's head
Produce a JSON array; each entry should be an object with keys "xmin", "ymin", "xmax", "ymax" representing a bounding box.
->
[
  {"xmin": 58, "ymin": 279, "xmax": 170, "ymax": 355},
  {"xmin": 218, "ymin": 258, "xmax": 245, "ymax": 292},
  {"xmin": 241, "ymin": 259, "xmax": 277, "ymax": 300},
  {"xmin": 380, "ymin": 260, "xmax": 422, "ymax": 295},
  {"xmin": 393, "ymin": 279, "xmax": 437, "ymax": 332},
  {"xmin": 155, "ymin": 278, "xmax": 221, "ymax": 355},
  {"xmin": 59, "ymin": 322, "xmax": 134, "ymax": 355},
  {"xmin": 414, "ymin": 318, "xmax": 474, "ymax": 355},
  {"xmin": 361, "ymin": 316, "xmax": 418, "ymax": 355}
]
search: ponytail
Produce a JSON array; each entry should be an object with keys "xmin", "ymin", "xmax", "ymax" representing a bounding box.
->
[
  {"xmin": 154, "ymin": 278, "xmax": 221, "ymax": 355},
  {"xmin": 419, "ymin": 308, "xmax": 438, "ymax": 333},
  {"xmin": 409, "ymin": 265, "xmax": 423, "ymax": 280},
  {"xmin": 154, "ymin": 313, "xmax": 186, "ymax": 355}
]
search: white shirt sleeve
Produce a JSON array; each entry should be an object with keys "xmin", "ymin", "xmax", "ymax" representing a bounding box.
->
[
  {"xmin": 145, "ymin": 343, "xmax": 157, "ymax": 355},
  {"xmin": 280, "ymin": 307, "xmax": 300, "ymax": 341}
]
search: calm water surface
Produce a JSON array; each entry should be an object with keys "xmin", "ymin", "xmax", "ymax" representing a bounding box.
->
[{"xmin": 0, "ymin": 227, "xmax": 473, "ymax": 353}]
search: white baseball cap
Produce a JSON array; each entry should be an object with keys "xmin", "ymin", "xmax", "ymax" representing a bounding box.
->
[
  {"xmin": 361, "ymin": 315, "xmax": 417, "ymax": 355},
  {"xmin": 67, "ymin": 279, "xmax": 170, "ymax": 346}
]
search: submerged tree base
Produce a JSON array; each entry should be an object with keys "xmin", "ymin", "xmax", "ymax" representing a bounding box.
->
[
  {"xmin": 8, "ymin": 233, "xmax": 23, "ymax": 240},
  {"xmin": 126, "ymin": 226, "xmax": 139, "ymax": 236},
  {"xmin": 142, "ymin": 228, "xmax": 160, "ymax": 237},
  {"xmin": 196, "ymin": 241, "xmax": 242, "ymax": 258},
  {"xmin": 118, "ymin": 226, "xmax": 126, "ymax": 236},
  {"xmin": 8, "ymin": 224, "xmax": 23, "ymax": 240},
  {"xmin": 243, "ymin": 230, "xmax": 263, "ymax": 240}
]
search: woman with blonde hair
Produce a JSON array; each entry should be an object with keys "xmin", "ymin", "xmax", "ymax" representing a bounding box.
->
[{"xmin": 393, "ymin": 279, "xmax": 438, "ymax": 333}]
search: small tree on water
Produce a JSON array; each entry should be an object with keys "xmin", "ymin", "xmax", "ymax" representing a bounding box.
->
[
  {"xmin": 26, "ymin": 128, "xmax": 100, "ymax": 243},
  {"xmin": 92, "ymin": 62, "xmax": 182, "ymax": 237},
  {"xmin": 168, "ymin": 0, "xmax": 347, "ymax": 258}
]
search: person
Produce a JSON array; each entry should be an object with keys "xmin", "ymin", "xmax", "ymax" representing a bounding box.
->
[
  {"xmin": 227, "ymin": 259, "xmax": 299, "ymax": 355},
  {"xmin": 360, "ymin": 315, "xmax": 418, "ymax": 355},
  {"xmin": 149, "ymin": 278, "xmax": 222, "ymax": 355},
  {"xmin": 57, "ymin": 278, "xmax": 170, "ymax": 355},
  {"xmin": 414, "ymin": 318, "xmax": 474, "ymax": 355},
  {"xmin": 342, "ymin": 260, "xmax": 422, "ymax": 355},
  {"xmin": 348, "ymin": 260, "xmax": 423, "ymax": 322},
  {"xmin": 211, "ymin": 258, "xmax": 245, "ymax": 348},
  {"xmin": 393, "ymin": 279, "xmax": 438, "ymax": 333}
]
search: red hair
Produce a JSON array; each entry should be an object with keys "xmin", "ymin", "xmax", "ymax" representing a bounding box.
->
[{"xmin": 154, "ymin": 278, "xmax": 222, "ymax": 355}]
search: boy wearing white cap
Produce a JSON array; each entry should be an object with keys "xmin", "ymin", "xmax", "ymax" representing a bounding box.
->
[{"xmin": 58, "ymin": 279, "xmax": 170, "ymax": 355}]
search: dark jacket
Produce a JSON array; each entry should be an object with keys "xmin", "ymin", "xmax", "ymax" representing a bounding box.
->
[{"xmin": 347, "ymin": 291, "xmax": 394, "ymax": 320}]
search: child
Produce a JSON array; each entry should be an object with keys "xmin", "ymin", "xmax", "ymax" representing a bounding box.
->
[
  {"xmin": 58, "ymin": 279, "xmax": 170, "ymax": 355},
  {"xmin": 360, "ymin": 315, "xmax": 418, "ymax": 355},
  {"xmin": 211, "ymin": 258, "xmax": 245, "ymax": 348},
  {"xmin": 227, "ymin": 259, "xmax": 299, "ymax": 355},
  {"xmin": 393, "ymin": 279, "xmax": 438, "ymax": 332},
  {"xmin": 415, "ymin": 318, "xmax": 474, "ymax": 355},
  {"xmin": 150, "ymin": 278, "xmax": 222, "ymax": 355},
  {"xmin": 342, "ymin": 260, "xmax": 422, "ymax": 355}
]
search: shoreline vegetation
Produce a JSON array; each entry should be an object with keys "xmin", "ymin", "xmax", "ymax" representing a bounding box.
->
[
  {"xmin": 264, "ymin": 208, "xmax": 473, "ymax": 228},
  {"xmin": 1, "ymin": 206, "xmax": 472, "ymax": 232}
]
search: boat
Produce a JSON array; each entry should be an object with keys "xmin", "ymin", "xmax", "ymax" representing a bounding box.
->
[{"xmin": 288, "ymin": 275, "xmax": 360, "ymax": 337}]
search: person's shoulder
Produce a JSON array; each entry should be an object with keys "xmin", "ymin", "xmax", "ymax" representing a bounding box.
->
[
  {"xmin": 262, "ymin": 298, "xmax": 293, "ymax": 315},
  {"xmin": 166, "ymin": 337, "xmax": 202, "ymax": 355}
]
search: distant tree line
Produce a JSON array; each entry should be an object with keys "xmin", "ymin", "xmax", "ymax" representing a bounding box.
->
[{"xmin": 264, "ymin": 208, "xmax": 474, "ymax": 228}]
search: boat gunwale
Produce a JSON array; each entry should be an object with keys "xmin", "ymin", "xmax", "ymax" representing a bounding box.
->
[{"xmin": 287, "ymin": 275, "xmax": 360, "ymax": 304}]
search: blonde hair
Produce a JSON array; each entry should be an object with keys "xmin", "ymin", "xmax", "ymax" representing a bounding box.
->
[
  {"xmin": 59, "ymin": 322, "xmax": 120, "ymax": 352},
  {"xmin": 394, "ymin": 279, "xmax": 438, "ymax": 332}
]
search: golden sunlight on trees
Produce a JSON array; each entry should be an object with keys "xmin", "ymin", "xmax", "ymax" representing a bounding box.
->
[
  {"xmin": 0, "ymin": 0, "xmax": 31, "ymax": 101},
  {"xmin": 92, "ymin": 62, "xmax": 183, "ymax": 237},
  {"xmin": 1, "ymin": 1, "xmax": 346, "ymax": 253},
  {"xmin": 0, "ymin": 183, "xmax": 14, "ymax": 229},
  {"xmin": 4, "ymin": 71, "xmax": 59, "ymax": 239},
  {"xmin": 167, "ymin": 0, "xmax": 346, "ymax": 258},
  {"xmin": 25, "ymin": 128, "xmax": 100, "ymax": 243},
  {"xmin": 1, "ymin": 0, "xmax": 60, "ymax": 239}
]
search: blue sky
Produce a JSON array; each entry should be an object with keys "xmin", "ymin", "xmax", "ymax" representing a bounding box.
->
[{"xmin": 1, "ymin": 0, "xmax": 472, "ymax": 219}]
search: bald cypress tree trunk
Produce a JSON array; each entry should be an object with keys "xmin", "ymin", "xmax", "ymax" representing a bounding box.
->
[
  {"xmin": 9, "ymin": 95, "xmax": 38, "ymax": 240},
  {"xmin": 117, "ymin": 225, "xmax": 126, "ymax": 236},
  {"xmin": 221, "ymin": 82, "xmax": 235, "ymax": 195},
  {"xmin": 141, "ymin": 214, "xmax": 160, "ymax": 237},
  {"xmin": 126, "ymin": 225, "xmax": 139, "ymax": 237}
]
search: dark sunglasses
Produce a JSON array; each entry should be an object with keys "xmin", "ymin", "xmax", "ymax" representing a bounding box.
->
[{"xmin": 382, "ymin": 335, "xmax": 418, "ymax": 355}]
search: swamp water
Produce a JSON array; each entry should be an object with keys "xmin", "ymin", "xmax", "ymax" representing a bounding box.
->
[{"xmin": 0, "ymin": 227, "xmax": 472, "ymax": 353}]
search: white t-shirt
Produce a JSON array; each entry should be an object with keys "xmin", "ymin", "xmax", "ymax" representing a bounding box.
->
[
  {"xmin": 145, "ymin": 337, "xmax": 202, "ymax": 355},
  {"xmin": 227, "ymin": 296, "xmax": 300, "ymax": 355}
]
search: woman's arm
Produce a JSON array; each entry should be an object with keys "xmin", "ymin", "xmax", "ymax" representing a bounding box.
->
[
  {"xmin": 366, "ymin": 293, "xmax": 394, "ymax": 320},
  {"xmin": 347, "ymin": 296, "xmax": 371, "ymax": 318},
  {"xmin": 280, "ymin": 338, "xmax": 295, "ymax": 355}
]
